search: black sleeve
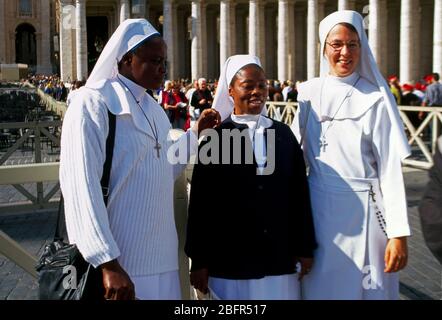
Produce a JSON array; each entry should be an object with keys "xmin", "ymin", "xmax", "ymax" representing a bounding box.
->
[
  {"xmin": 291, "ymin": 129, "xmax": 317, "ymax": 258},
  {"xmin": 190, "ymin": 91, "xmax": 199, "ymax": 109},
  {"xmin": 419, "ymin": 147, "xmax": 442, "ymax": 264},
  {"xmin": 184, "ymin": 138, "xmax": 214, "ymax": 271}
]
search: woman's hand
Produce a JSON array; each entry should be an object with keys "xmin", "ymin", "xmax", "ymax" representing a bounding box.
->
[
  {"xmin": 100, "ymin": 259, "xmax": 135, "ymax": 300},
  {"xmin": 190, "ymin": 268, "xmax": 209, "ymax": 294},
  {"xmin": 384, "ymin": 237, "xmax": 408, "ymax": 273},
  {"xmin": 296, "ymin": 257, "xmax": 314, "ymax": 280},
  {"xmin": 165, "ymin": 104, "xmax": 177, "ymax": 110},
  {"xmin": 195, "ymin": 109, "xmax": 221, "ymax": 135}
]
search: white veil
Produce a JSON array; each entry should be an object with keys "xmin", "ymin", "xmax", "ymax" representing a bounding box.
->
[
  {"xmin": 86, "ymin": 19, "xmax": 159, "ymax": 87},
  {"xmin": 212, "ymin": 55, "xmax": 264, "ymax": 121},
  {"xmin": 319, "ymin": 10, "xmax": 410, "ymax": 159}
]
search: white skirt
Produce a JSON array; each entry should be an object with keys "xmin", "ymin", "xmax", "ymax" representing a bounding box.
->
[
  {"xmin": 131, "ymin": 270, "xmax": 181, "ymax": 300},
  {"xmin": 302, "ymin": 173, "xmax": 399, "ymax": 300},
  {"xmin": 208, "ymin": 274, "xmax": 301, "ymax": 300}
]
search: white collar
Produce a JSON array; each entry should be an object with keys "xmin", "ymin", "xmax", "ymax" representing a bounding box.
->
[
  {"xmin": 231, "ymin": 113, "xmax": 273, "ymax": 129},
  {"xmin": 117, "ymin": 73, "xmax": 147, "ymax": 102},
  {"xmin": 325, "ymin": 72, "xmax": 360, "ymax": 86},
  {"xmin": 316, "ymin": 73, "xmax": 382, "ymax": 121}
]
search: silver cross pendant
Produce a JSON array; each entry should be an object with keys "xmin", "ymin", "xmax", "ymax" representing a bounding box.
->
[
  {"xmin": 154, "ymin": 141, "xmax": 162, "ymax": 158},
  {"xmin": 319, "ymin": 137, "xmax": 328, "ymax": 152}
]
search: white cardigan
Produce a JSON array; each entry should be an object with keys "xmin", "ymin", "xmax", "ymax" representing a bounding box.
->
[{"xmin": 60, "ymin": 75, "xmax": 197, "ymax": 276}]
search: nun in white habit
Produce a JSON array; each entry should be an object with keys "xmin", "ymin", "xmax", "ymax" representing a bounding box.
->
[
  {"xmin": 292, "ymin": 11, "xmax": 411, "ymax": 300},
  {"xmin": 60, "ymin": 19, "xmax": 219, "ymax": 300},
  {"xmin": 185, "ymin": 55, "xmax": 317, "ymax": 300}
]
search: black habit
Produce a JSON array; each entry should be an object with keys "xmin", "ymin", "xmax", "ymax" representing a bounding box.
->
[{"xmin": 185, "ymin": 115, "xmax": 317, "ymax": 280}]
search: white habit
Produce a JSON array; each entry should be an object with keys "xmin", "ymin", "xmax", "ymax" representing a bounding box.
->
[
  {"xmin": 291, "ymin": 11, "xmax": 411, "ymax": 300},
  {"xmin": 60, "ymin": 74, "xmax": 198, "ymax": 300},
  {"xmin": 60, "ymin": 19, "xmax": 201, "ymax": 300}
]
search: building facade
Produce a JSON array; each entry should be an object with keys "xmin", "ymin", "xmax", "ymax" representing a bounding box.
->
[
  {"xmin": 1, "ymin": 0, "xmax": 441, "ymax": 84},
  {"xmin": 0, "ymin": 0, "xmax": 56, "ymax": 74}
]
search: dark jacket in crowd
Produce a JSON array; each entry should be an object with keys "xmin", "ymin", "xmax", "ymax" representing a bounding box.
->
[
  {"xmin": 190, "ymin": 89, "xmax": 213, "ymax": 111},
  {"xmin": 185, "ymin": 116, "xmax": 317, "ymax": 279}
]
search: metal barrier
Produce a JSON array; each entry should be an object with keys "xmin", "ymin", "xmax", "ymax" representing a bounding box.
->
[
  {"xmin": 22, "ymin": 82, "xmax": 68, "ymax": 118},
  {"xmin": 399, "ymin": 106, "xmax": 442, "ymax": 169},
  {"xmin": 0, "ymin": 163, "xmax": 59, "ymax": 279},
  {"xmin": 266, "ymin": 101, "xmax": 298, "ymax": 124},
  {"xmin": 0, "ymin": 121, "xmax": 62, "ymax": 213},
  {"xmin": 265, "ymin": 102, "xmax": 441, "ymax": 169},
  {"xmin": 34, "ymin": 88, "xmax": 67, "ymax": 118}
]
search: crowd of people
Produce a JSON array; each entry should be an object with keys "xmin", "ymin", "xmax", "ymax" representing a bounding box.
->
[{"xmin": 23, "ymin": 56, "xmax": 442, "ymax": 136}]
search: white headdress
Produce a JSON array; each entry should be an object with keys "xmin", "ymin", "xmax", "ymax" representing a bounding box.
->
[
  {"xmin": 86, "ymin": 19, "xmax": 159, "ymax": 87},
  {"xmin": 212, "ymin": 55, "xmax": 264, "ymax": 121},
  {"xmin": 319, "ymin": 10, "xmax": 410, "ymax": 159}
]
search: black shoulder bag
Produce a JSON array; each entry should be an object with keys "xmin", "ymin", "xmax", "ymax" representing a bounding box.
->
[{"xmin": 36, "ymin": 110, "xmax": 116, "ymax": 300}]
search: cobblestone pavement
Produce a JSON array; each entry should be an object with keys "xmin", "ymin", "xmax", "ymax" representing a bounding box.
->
[
  {"xmin": 0, "ymin": 167, "xmax": 440, "ymax": 300},
  {"xmin": 399, "ymin": 167, "xmax": 441, "ymax": 300}
]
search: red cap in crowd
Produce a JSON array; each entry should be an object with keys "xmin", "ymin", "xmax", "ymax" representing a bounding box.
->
[
  {"xmin": 402, "ymin": 83, "xmax": 414, "ymax": 92},
  {"xmin": 415, "ymin": 82, "xmax": 426, "ymax": 91},
  {"xmin": 424, "ymin": 74, "xmax": 434, "ymax": 83}
]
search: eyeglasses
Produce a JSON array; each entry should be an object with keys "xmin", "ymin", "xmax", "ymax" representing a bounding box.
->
[{"xmin": 326, "ymin": 41, "xmax": 360, "ymax": 52}]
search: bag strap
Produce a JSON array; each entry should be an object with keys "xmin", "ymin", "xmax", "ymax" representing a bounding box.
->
[
  {"xmin": 54, "ymin": 109, "xmax": 116, "ymax": 241},
  {"xmin": 100, "ymin": 110, "xmax": 116, "ymax": 205}
]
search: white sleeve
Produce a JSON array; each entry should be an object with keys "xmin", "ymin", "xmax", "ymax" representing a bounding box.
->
[
  {"xmin": 371, "ymin": 100, "xmax": 411, "ymax": 239},
  {"xmin": 291, "ymin": 102, "xmax": 306, "ymax": 143},
  {"xmin": 172, "ymin": 128, "xmax": 199, "ymax": 180},
  {"xmin": 59, "ymin": 90, "xmax": 121, "ymax": 267}
]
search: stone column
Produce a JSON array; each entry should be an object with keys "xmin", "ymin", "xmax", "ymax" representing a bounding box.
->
[
  {"xmin": 163, "ymin": 0, "xmax": 177, "ymax": 80},
  {"xmin": 338, "ymin": 0, "xmax": 350, "ymax": 11},
  {"xmin": 294, "ymin": 5, "xmax": 306, "ymax": 80},
  {"xmin": 400, "ymin": 0, "xmax": 419, "ymax": 83},
  {"xmin": 0, "ymin": 0, "xmax": 5, "ymax": 64},
  {"xmin": 75, "ymin": 0, "xmax": 88, "ymax": 81},
  {"xmin": 60, "ymin": 0, "xmax": 74, "ymax": 81},
  {"xmin": 369, "ymin": 0, "xmax": 381, "ymax": 65},
  {"xmin": 38, "ymin": 0, "xmax": 52, "ymax": 74},
  {"xmin": 278, "ymin": 0, "xmax": 289, "ymax": 82},
  {"xmin": 120, "ymin": 0, "xmax": 131, "ymax": 24},
  {"xmin": 191, "ymin": 0, "xmax": 203, "ymax": 80},
  {"xmin": 288, "ymin": 0, "xmax": 296, "ymax": 81},
  {"xmin": 220, "ymin": 0, "xmax": 236, "ymax": 69},
  {"xmin": 249, "ymin": 0, "xmax": 266, "ymax": 70},
  {"xmin": 201, "ymin": 1, "xmax": 208, "ymax": 77},
  {"xmin": 307, "ymin": 0, "xmax": 319, "ymax": 79},
  {"xmin": 131, "ymin": 0, "xmax": 146, "ymax": 18},
  {"xmin": 379, "ymin": 0, "xmax": 388, "ymax": 76},
  {"xmin": 249, "ymin": 0, "xmax": 259, "ymax": 57},
  {"xmin": 434, "ymin": 0, "xmax": 442, "ymax": 77}
]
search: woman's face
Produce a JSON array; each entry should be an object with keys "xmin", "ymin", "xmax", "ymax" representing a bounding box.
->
[
  {"xmin": 324, "ymin": 24, "xmax": 361, "ymax": 77},
  {"xmin": 229, "ymin": 65, "xmax": 268, "ymax": 115},
  {"xmin": 172, "ymin": 83, "xmax": 180, "ymax": 93}
]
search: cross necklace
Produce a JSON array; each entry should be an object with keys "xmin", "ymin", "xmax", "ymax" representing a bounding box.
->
[
  {"xmin": 117, "ymin": 75, "xmax": 162, "ymax": 158},
  {"xmin": 318, "ymin": 74, "xmax": 361, "ymax": 152}
]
